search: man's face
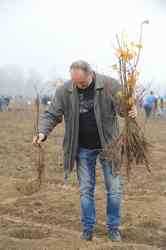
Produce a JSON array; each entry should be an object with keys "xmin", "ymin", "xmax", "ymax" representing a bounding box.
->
[{"xmin": 70, "ymin": 69, "xmax": 91, "ymax": 89}]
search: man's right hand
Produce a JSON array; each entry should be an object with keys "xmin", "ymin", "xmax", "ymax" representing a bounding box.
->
[{"xmin": 32, "ymin": 133, "xmax": 46, "ymax": 146}]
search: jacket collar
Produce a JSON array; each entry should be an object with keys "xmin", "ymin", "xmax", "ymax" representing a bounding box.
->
[{"xmin": 67, "ymin": 72, "xmax": 104, "ymax": 92}]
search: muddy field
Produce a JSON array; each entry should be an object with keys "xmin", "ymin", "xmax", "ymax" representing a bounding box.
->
[{"xmin": 0, "ymin": 108, "xmax": 166, "ymax": 250}]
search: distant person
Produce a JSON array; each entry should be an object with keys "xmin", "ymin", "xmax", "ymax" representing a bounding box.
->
[
  {"xmin": 0, "ymin": 97, "xmax": 2, "ymax": 111},
  {"xmin": 33, "ymin": 60, "xmax": 137, "ymax": 242},
  {"xmin": 41, "ymin": 95, "xmax": 50, "ymax": 106},
  {"xmin": 0, "ymin": 96, "xmax": 10, "ymax": 111},
  {"xmin": 3, "ymin": 96, "xmax": 10, "ymax": 111},
  {"xmin": 143, "ymin": 91, "xmax": 157, "ymax": 119},
  {"xmin": 153, "ymin": 96, "xmax": 159, "ymax": 117},
  {"xmin": 155, "ymin": 97, "xmax": 165, "ymax": 117},
  {"xmin": 159, "ymin": 97, "xmax": 164, "ymax": 116}
]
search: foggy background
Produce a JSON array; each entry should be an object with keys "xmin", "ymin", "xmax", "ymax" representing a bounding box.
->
[{"xmin": 0, "ymin": 0, "xmax": 165, "ymax": 96}]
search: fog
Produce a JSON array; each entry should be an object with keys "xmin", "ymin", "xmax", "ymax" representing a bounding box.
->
[{"xmin": 0, "ymin": 0, "xmax": 166, "ymax": 96}]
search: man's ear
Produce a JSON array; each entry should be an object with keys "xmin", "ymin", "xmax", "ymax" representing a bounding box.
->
[{"xmin": 87, "ymin": 74, "xmax": 92, "ymax": 82}]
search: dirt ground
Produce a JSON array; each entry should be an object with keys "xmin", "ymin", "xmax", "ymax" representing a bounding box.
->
[{"xmin": 0, "ymin": 108, "xmax": 166, "ymax": 250}]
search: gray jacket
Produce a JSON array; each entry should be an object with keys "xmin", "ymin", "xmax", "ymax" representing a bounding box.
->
[{"xmin": 39, "ymin": 73, "xmax": 123, "ymax": 178}]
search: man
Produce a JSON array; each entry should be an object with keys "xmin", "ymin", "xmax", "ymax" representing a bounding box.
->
[
  {"xmin": 33, "ymin": 60, "xmax": 137, "ymax": 241},
  {"xmin": 0, "ymin": 97, "xmax": 2, "ymax": 112},
  {"xmin": 159, "ymin": 97, "xmax": 164, "ymax": 116},
  {"xmin": 143, "ymin": 91, "xmax": 157, "ymax": 119},
  {"xmin": 0, "ymin": 96, "xmax": 10, "ymax": 112}
]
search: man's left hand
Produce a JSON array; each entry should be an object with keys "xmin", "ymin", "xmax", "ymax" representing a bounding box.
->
[{"xmin": 128, "ymin": 105, "xmax": 137, "ymax": 118}]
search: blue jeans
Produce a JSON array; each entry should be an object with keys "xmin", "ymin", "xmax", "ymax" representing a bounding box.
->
[{"xmin": 76, "ymin": 147, "xmax": 123, "ymax": 232}]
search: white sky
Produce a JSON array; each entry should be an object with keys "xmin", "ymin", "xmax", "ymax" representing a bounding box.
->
[{"xmin": 0, "ymin": 0, "xmax": 166, "ymax": 93}]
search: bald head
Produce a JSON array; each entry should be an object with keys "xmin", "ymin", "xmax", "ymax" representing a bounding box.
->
[{"xmin": 70, "ymin": 60, "xmax": 93, "ymax": 89}]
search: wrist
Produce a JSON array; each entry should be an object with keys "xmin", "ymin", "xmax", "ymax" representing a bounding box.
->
[{"xmin": 39, "ymin": 133, "xmax": 47, "ymax": 141}]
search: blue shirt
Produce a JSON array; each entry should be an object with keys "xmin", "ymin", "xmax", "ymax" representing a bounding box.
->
[{"xmin": 143, "ymin": 95, "xmax": 156, "ymax": 108}]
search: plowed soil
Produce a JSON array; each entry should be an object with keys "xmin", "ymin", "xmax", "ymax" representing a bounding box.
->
[{"xmin": 0, "ymin": 109, "xmax": 166, "ymax": 250}]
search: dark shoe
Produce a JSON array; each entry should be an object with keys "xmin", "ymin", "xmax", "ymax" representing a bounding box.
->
[
  {"xmin": 108, "ymin": 229, "xmax": 121, "ymax": 242},
  {"xmin": 81, "ymin": 230, "xmax": 93, "ymax": 241}
]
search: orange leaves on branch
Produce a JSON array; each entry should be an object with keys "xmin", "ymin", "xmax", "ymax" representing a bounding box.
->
[
  {"xmin": 116, "ymin": 49, "xmax": 136, "ymax": 62},
  {"xmin": 114, "ymin": 42, "xmax": 143, "ymax": 64},
  {"xmin": 127, "ymin": 71, "xmax": 139, "ymax": 87},
  {"xmin": 128, "ymin": 97, "xmax": 135, "ymax": 108},
  {"xmin": 114, "ymin": 31, "xmax": 145, "ymax": 111}
]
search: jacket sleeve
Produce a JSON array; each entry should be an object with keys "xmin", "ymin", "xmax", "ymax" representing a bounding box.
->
[
  {"xmin": 105, "ymin": 77, "xmax": 125, "ymax": 117},
  {"xmin": 38, "ymin": 86, "xmax": 64, "ymax": 137}
]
